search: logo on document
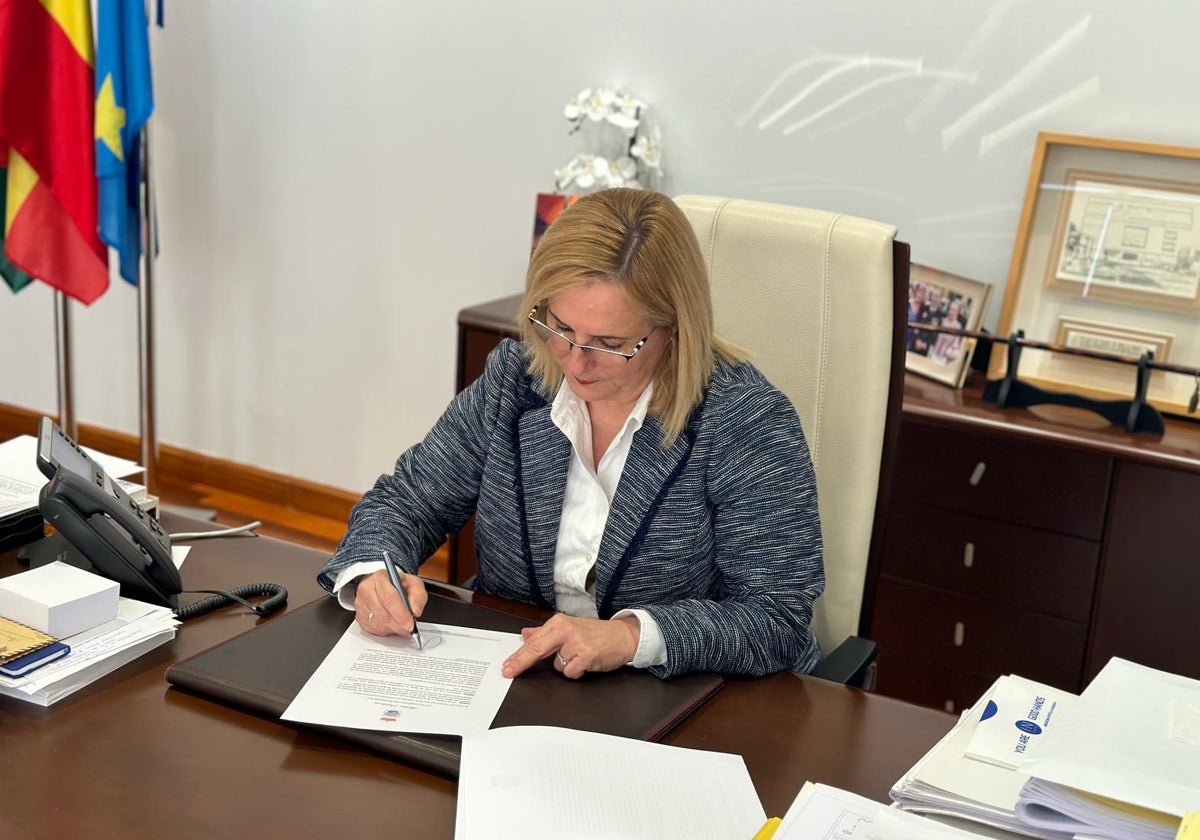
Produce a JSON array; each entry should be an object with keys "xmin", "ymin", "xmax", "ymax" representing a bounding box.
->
[
  {"xmin": 380, "ymin": 709, "xmax": 401, "ymax": 723},
  {"xmin": 1015, "ymin": 719, "xmax": 1043, "ymax": 735}
]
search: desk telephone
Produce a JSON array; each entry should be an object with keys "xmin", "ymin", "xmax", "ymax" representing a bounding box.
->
[
  {"xmin": 36, "ymin": 418, "xmax": 181, "ymax": 608},
  {"xmin": 32, "ymin": 418, "xmax": 287, "ymax": 618}
]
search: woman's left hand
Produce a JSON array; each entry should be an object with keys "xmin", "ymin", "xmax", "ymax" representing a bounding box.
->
[{"xmin": 502, "ymin": 613, "xmax": 640, "ymax": 679}]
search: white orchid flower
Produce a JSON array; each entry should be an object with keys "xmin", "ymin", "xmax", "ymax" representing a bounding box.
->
[
  {"xmin": 606, "ymin": 109, "xmax": 640, "ymax": 134},
  {"xmin": 615, "ymin": 92, "xmax": 646, "ymax": 117},
  {"xmin": 610, "ymin": 155, "xmax": 638, "ymax": 183},
  {"xmin": 629, "ymin": 124, "xmax": 663, "ymax": 169},
  {"xmin": 583, "ymin": 87, "xmax": 617, "ymax": 121},
  {"xmin": 556, "ymin": 87, "xmax": 663, "ymax": 193},
  {"xmin": 572, "ymin": 155, "xmax": 611, "ymax": 189},
  {"xmin": 564, "ymin": 88, "xmax": 592, "ymax": 121}
]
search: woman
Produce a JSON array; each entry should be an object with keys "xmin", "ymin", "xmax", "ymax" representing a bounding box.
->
[{"xmin": 317, "ymin": 188, "xmax": 824, "ymax": 679}]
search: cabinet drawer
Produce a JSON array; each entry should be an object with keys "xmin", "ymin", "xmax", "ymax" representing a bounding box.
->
[
  {"xmin": 881, "ymin": 501, "xmax": 1099, "ymax": 622},
  {"xmin": 894, "ymin": 419, "xmax": 1113, "ymax": 539},
  {"xmin": 873, "ymin": 652, "xmax": 993, "ymax": 715},
  {"xmin": 871, "ymin": 576, "xmax": 1085, "ymax": 691}
]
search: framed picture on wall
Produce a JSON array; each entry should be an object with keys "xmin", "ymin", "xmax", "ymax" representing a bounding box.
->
[
  {"xmin": 905, "ymin": 263, "xmax": 992, "ymax": 388},
  {"xmin": 989, "ymin": 132, "xmax": 1200, "ymax": 417}
]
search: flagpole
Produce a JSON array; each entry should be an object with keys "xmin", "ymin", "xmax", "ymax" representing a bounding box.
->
[
  {"xmin": 137, "ymin": 120, "xmax": 158, "ymax": 496},
  {"xmin": 53, "ymin": 291, "xmax": 77, "ymax": 439}
]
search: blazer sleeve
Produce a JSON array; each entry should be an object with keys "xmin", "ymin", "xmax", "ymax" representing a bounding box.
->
[
  {"xmin": 640, "ymin": 382, "xmax": 825, "ymax": 678},
  {"xmin": 316, "ymin": 340, "xmax": 526, "ymax": 592}
]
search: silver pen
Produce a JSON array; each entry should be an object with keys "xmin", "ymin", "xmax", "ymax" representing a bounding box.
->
[{"xmin": 382, "ymin": 550, "xmax": 423, "ymax": 650}]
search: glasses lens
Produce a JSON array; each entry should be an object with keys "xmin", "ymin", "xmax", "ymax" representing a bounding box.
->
[{"xmin": 531, "ymin": 317, "xmax": 630, "ymax": 363}]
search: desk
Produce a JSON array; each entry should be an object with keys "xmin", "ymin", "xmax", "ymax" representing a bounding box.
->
[{"xmin": 0, "ymin": 514, "xmax": 952, "ymax": 840}]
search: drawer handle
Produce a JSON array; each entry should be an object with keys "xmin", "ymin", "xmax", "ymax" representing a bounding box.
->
[
  {"xmin": 963, "ymin": 542, "xmax": 975, "ymax": 568},
  {"xmin": 969, "ymin": 462, "xmax": 987, "ymax": 486},
  {"xmin": 953, "ymin": 621, "xmax": 965, "ymax": 647}
]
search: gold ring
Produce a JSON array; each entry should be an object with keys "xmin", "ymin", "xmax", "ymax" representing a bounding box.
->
[
  {"xmin": 368, "ymin": 612, "xmax": 375, "ymax": 623},
  {"xmin": 555, "ymin": 654, "xmax": 568, "ymax": 668}
]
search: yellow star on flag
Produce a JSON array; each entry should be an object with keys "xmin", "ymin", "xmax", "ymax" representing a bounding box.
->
[{"xmin": 95, "ymin": 73, "xmax": 126, "ymax": 162}]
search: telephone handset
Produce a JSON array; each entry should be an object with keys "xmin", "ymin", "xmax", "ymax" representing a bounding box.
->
[{"xmin": 35, "ymin": 418, "xmax": 182, "ymax": 609}]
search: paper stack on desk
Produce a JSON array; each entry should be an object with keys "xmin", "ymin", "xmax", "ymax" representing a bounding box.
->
[
  {"xmin": 0, "ymin": 434, "xmax": 146, "ymax": 519},
  {"xmin": 0, "ymin": 435, "xmax": 151, "ymax": 553},
  {"xmin": 889, "ymin": 674, "xmax": 1079, "ymax": 840},
  {"xmin": 0, "ymin": 596, "xmax": 178, "ymax": 706},
  {"xmin": 1015, "ymin": 658, "xmax": 1200, "ymax": 840},
  {"xmin": 455, "ymin": 727, "xmax": 1012, "ymax": 840}
]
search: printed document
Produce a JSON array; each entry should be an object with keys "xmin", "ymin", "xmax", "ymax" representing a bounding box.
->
[
  {"xmin": 282, "ymin": 620, "xmax": 522, "ymax": 735},
  {"xmin": 455, "ymin": 725, "xmax": 766, "ymax": 840}
]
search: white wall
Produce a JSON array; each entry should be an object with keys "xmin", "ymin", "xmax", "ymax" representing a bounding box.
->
[{"xmin": 2, "ymin": 0, "xmax": 1197, "ymax": 493}]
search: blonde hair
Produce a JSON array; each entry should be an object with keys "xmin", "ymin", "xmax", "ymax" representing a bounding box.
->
[{"xmin": 521, "ymin": 188, "xmax": 743, "ymax": 445}]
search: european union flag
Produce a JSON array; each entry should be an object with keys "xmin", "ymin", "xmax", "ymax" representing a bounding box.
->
[{"xmin": 95, "ymin": 0, "xmax": 154, "ymax": 286}]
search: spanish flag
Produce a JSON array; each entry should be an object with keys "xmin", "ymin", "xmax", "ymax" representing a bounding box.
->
[{"xmin": 0, "ymin": 0, "xmax": 109, "ymax": 304}]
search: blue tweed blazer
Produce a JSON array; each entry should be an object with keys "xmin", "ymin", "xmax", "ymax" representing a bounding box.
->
[{"xmin": 318, "ymin": 339, "xmax": 824, "ymax": 678}]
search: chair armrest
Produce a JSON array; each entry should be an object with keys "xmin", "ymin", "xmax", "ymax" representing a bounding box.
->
[{"xmin": 809, "ymin": 636, "xmax": 879, "ymax": 688}]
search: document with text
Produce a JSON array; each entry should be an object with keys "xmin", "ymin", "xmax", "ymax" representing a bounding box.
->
[
  {"xmin": 455, "ymin": 725, "xmax": 766, "ymax": 840},
  {"xmin": 281, "ymin": 620, "xmax": 523, "ymax": 735}
]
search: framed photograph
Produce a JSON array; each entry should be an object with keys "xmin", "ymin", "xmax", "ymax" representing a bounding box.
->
[
  {"xmin": 1044, "ymin": 170, "xmax": 1200, "ymax": 313},
  {"xmin": 905, "ymin": 263, "xmax": 992, "ymax": 388},
  {"xmin": 990, "ymin": 133, "xmax": 1200, "ymax": 418},
  {"xmin": 531, "ymin": 193, "xmax": 580, "ymax": 255}
]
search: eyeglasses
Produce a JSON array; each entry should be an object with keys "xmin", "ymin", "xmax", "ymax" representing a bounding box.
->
[{"xmin": 528, "ymin": 307, "xmax": 652, "ymax": 363}]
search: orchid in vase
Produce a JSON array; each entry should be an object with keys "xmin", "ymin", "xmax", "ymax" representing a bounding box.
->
[{"xmin": 553, "ymin": 86, "xmax": 664, "ymax": 194}]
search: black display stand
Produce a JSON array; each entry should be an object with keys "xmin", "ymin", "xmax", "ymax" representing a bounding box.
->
[{"xmin": 983, "ymin": 330, "xmax": 1165, "ymax": 434}]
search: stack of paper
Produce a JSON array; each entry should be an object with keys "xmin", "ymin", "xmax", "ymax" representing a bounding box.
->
[
  {"xmin": 776, "ymin": 781, "xmax": 1004, "ymax": 839},
  {"xmin": 454, "ymin": 727, "xmax": 1009, "ymax": 840},
  {"xmin": 0, "ymin": 596, "xmax": 178, "ymax": 706},
  {"xmin": 1015, "ymin": 658, "xmax": 1200, "ymax": 840},
  {"xmin": 889, "ymin": 674, "xmax": 1078, "ymax": 840},
  {"xmin": 0, "ymin": 434, "xmax": 148, "ymax": 522}
]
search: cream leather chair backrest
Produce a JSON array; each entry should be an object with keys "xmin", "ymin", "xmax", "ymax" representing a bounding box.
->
[{"xmin": 676, "ymin": 195, "xmax": 900, "ymax": 656}]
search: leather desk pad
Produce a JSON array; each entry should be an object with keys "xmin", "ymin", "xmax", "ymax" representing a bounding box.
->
[{"xmin": 166, "ymin": 594, "xmax": 723, "ymax": 777}]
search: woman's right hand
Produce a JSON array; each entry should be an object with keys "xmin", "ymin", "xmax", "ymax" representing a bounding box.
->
[{"xmin": 353, "ymin": 568, "xmax": 427, "ymax": 637}]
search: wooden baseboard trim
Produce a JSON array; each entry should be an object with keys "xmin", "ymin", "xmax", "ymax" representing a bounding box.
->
[{"xmin": 0, "ymin": 404, "xmax": 360, "ymax": 523}]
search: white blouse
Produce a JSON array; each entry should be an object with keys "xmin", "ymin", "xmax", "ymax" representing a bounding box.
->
[{"xmin": 548, "ymin": 380, "xmax": 667, "ymax": 669}]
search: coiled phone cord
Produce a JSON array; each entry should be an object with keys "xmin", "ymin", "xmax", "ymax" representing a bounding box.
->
[{"xmin": 174, "ymin": 582, "xmax": 288, "ymax": 621}]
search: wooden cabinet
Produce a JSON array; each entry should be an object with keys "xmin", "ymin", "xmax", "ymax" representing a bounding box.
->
[
  {"xmin": 449, "ymin": 295, "xmax": 523, "ymax": 585},
  {"xmin": 872, "ymin": 417, "xmax": 1108, "ymax": 710},
  {"xmin": 869, "ymin": 376, "xmax": 1200, "ymax": 712},
  {"xmin": 1086, "ymin": 461, "xmax": 1200, "ymax": 682}
]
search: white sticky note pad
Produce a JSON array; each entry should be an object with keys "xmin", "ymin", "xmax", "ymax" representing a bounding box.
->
[{"xmin": 0, "ymin": 561, "xmax": 120, "ymax": 638}]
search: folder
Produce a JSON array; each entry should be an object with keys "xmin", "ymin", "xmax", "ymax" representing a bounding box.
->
[{"xmin": 166, "ymin": 594, "xmax": 723, "ymax": 777}]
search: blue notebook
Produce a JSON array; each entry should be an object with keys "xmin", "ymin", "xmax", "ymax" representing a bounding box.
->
[{"xmin": 0, "ymin": 642, "xmax": 71, "ymax": 678}]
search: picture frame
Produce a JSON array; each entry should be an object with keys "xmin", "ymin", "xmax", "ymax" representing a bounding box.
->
[
  {"xmin": 531, "ymin": 193, "xmax": 580, "ymax": 255},
  {"xmin": 905, "ymin": 263, "xmax": 992, "ymax": 388},
  {"xmin": 989, "ymin": 133, "xmax": 1200, "ymax": 418}
]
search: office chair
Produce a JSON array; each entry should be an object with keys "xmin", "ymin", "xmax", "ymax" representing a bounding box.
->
[{"xmin": 675, "ymin": 195, "xmax": 909, "ymax": 689}]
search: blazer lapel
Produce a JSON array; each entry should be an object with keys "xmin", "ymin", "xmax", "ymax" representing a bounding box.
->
[
  {"xmin": 516, "ymin": 405, "xmax": 571, "ymax": 606},
  {"xmin": 593, "ymin": 417, "xmax": 694, "ymax": 612}
]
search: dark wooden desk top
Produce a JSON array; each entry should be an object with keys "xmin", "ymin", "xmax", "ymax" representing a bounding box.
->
[{"xmin": 0, "ymin": 515, "xmax": 952, "ymax": 839}]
